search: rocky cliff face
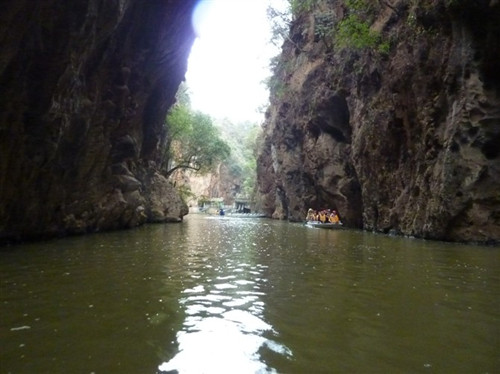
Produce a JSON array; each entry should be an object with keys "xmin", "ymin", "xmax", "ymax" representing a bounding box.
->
[
  {"xmin": 171, "ymin": 163, "xmax": 243, "ymax": 210},
  {"xmin": 257, "ymin": 0, "xmax": 500, "ymax": 243},
  {"xmin": 0, "ymin": 0, "xmax": 196, "ymax": 243}
]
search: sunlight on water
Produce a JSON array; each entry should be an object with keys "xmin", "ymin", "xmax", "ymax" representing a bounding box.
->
[
  {"xmin": 158, "ymin": 217, "xmax": 292, "ymax": 373},
  {"xmin": 158, "ymin": 313, "xmax": 274, "ymax": 374},
  {"xmin": 158, "ymin": 224, "xmax": 291, "ymax": 373}
]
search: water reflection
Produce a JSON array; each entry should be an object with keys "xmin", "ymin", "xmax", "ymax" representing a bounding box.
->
[
  {"xmin": 1, "ymin": 216, "xmax": 498, "ymax": 373},
  {"xmin": 158, "ymin": 217, "xmax": 291, "ymax": 373}
]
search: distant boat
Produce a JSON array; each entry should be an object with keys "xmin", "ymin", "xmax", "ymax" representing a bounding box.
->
[{"xmin": 305, "ymin": 221, "xmax": 343, "ymax": 229}]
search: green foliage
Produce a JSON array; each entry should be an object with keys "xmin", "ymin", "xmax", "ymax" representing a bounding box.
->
[
  {"xmin": 266, "ymin": 75, "xmax": 287, "ymax": 100},
  {"xmin": 163, "ymin": 105, "xmax": 230, "ymax": 177},
  {"xmin": 335, "ymin": 14, "xmax": 380, "ymax": 49},
  {"xmin": 377, "ymin": 40, "xmax": 391, "ymax": 54},
  {"xmin": 272, "ymin": 0, "xmax": 390, "ymax": 55},
  {"xmin": 333, "ymin": 0, "xmax": 390, "ymax": 54},
  {"xmin": 163, "ymin": 87, "xmax": 261, "ymax": 207},
  {"xmin": 176, "ymin": 185, "xmax": 195, "ymax": 204},
  {"xmin": 214, "ymin": 119, "xmax": 261, "ymax": 200},
  {"xmin": 265, "ymin": 56, "xmax": 295, "ymax": 100},
  {"xmin": 345, "ymin": 0, "xmax": 374, "ymax": 14},
  {"xmin": 289, "ymin": 0, "xmax": 318, "ymax": 16},
  {"xmin": 239, "ymin": 125, "xmax": 260, "ymax": 198},
  {"xmin": 197, "ymin": 195, "xmax": 210, "ymax": 207},
  {"xmin": 314, "ymin": 12, "xmax": 335, "ymax": 41}
]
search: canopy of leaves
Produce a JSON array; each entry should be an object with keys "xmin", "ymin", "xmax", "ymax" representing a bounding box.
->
[
  {"xmin": 163, "ymin": 104, "xmax": 230, "ymax": 177},
  {"xmin": 214, "ymin": 118, "xmax": 261, "ymax": 199}
]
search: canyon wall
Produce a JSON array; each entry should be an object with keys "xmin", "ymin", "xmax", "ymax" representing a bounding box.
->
[
  {"xmin": 0, "ymin": 0, "xmax": 197, "ymax": 243},
  {"xmin": 257, "ymin": 0, "xmax": 500, "ymax": 243},
  {"xmin": 171, "ymin": 164, "xmax": 243, "ymax": 211}
]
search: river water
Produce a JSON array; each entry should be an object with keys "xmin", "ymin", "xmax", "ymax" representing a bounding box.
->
[{"xmin": 1, "ymin": 215, "xmax": 499, "ymax": 373}]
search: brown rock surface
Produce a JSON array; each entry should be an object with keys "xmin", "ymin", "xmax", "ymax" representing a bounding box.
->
[
  {"xmin": 257, "ymin": 0, "xmax": 500, "ymax": 243},
  {"xmin": 0, "ymin": 0, "xmax": 196, "ymax": 243},
  {"xmin": 172, "ymin": 163, "xmax": 243, "ymax": 209}
]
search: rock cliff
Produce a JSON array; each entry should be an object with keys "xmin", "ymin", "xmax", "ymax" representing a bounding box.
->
[
  {"xmin": 257, "ymin": 0, "xmax": 500, "ymax": 243},
  {"xmin": 171, "ymin": 163, "xmax": 243, "ymax": 210},
  {"xmin": 0, "ymin": 0, "xmax": 196, "ymax": 243}
]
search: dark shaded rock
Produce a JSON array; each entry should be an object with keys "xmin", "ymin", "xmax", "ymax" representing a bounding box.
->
[
  {"xmin": 113, "ymin": 175, "xmax": 141, "ymax": 192},
  {"xmin": 111, "ymin": 135, "xmax": 138, "ymax": 163},
  {"xmin": 0, "ymin": 0, "xmax": 197, "ymax": 243}
]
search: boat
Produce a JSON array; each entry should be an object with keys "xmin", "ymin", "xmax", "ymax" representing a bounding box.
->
[{"xmin": 305, "ymin": 221, "xmax": 343, "ymax": 229}]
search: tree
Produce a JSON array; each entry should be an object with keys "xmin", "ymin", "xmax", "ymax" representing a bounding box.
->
[
  {"xmin": 162, "ymin": 104, "xmax": 231, "ymax": 177},
  {"xmin": 267, "ymin": 3, "xmax": 291, "ymax": 48},
  {"xmin": 239, "ymin": 125, "xmax": 259, "ymax": 198},
  {"xmin": 215, "ymin": 118, "xmax": 261, "ymax": 200}
]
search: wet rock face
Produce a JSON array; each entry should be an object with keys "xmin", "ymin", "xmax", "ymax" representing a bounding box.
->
[
  {"xmin": 257, "ymin": 0, "xmax": 500, "ymax": 243},
  {"xmin": 0, "ymin": 0, "xmax": 197, "ymax": 243}
]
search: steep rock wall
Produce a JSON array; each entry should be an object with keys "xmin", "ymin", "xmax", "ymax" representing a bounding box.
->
[
  {"xmin": 171, "ymin": 163, "xmax": 243, "ymax": 210},
  {"xmin": 0, "ymin": 0, "xmax": 196, "ymax": 243},
  {"xmin": 258, "ymin": 0, "xmax": 500, "ymax": 243}
]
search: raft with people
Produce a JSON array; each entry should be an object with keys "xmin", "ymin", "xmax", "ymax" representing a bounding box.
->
[{"xmin": 305, "ymin": 208, "xmax": 343, "ymax": 229}]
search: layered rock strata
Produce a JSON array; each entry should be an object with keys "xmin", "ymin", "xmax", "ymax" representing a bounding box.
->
[
  {"xmin": 0, "ymin": 0, "xmax": 196, "ymax": 243},
  {"xmin": 257, "ymin": 0, "xmax": 500, "ymax": 243}
]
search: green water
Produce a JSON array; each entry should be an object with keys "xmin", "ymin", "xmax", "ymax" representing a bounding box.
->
[{"xmin": 1, "ymin": 215, "xmax": 499, "ymax": 373}]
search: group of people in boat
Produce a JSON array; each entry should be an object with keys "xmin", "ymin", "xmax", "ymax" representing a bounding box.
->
[{"xmin": 306, "ymin": 208, "xmax": 342, "ymax": 224}]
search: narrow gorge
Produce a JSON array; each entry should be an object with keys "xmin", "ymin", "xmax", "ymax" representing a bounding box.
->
[{"xmin": 1, "ymin": 0, "xmax": 499, "ymax": 244}]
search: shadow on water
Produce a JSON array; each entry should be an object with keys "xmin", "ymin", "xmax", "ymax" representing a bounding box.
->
[{"xmin": 1, "ymin": 215, "xmax": 499, "ymax": 373}]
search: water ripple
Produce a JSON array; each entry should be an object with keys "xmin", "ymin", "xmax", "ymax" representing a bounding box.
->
[{"xmin": 158, "ymin": 217, "xmax": 291, "ymax": 373}]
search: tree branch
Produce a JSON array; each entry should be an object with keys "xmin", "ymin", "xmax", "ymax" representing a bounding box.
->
[{"xmin": 165, "ymin": 163, "xmax": 200, "ymax": 177}]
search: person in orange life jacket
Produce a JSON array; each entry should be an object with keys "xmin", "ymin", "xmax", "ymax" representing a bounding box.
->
[
  {"xmin": 319, "ymin": 210, "xmax": 327, "ymax": 223},
  {"xmin": 329, "ymin": 210, "xmax": 340, "ymax": 224}
]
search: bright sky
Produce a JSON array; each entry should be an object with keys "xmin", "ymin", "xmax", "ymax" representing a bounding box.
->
[{"xmin": 187, "ymin": 0, "xmax": 287, "ymax": 123}]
